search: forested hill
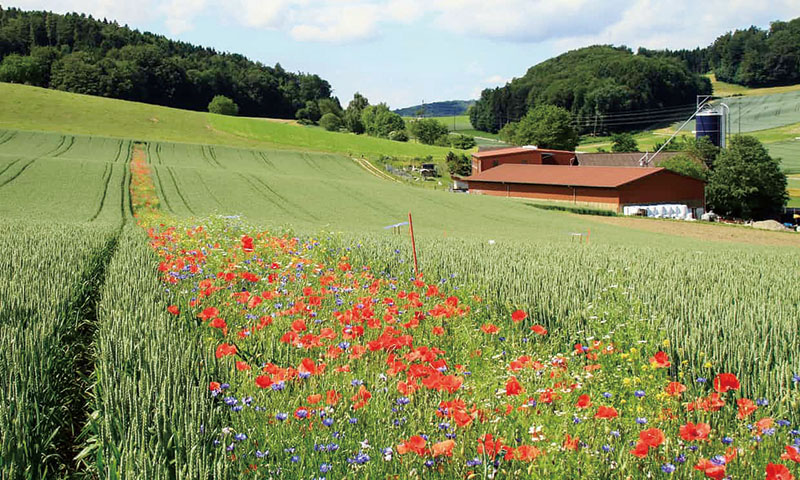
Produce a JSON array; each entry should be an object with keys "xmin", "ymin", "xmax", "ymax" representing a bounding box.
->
[
  {"xmin": 0, "ymin": 7, "xmax": 334, "ymax": 118},
  {"xmin": 639, "ymin": 17, "xmax": 800, "ymax": 88},
  {"xmin": 470, "ymin": 45, "xmax": 711, "ymax": 134},
  {"xmin": 394, "ymin": 100, "xmax": 475, "ymax": 117}
]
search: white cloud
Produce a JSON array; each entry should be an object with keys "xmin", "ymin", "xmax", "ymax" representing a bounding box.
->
[
  {"xmin": 290, "ymin": 4, "xmax": 381, "ymax": 42},
  {"xmin": 6, "ymin": 0, "xmax": 800, "ymax": 45}
]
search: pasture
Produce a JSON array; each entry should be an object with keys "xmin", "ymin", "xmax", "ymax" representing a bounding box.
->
[{"xmin": 0, "ymin": 83, "xmax": 455, "ymax": 162}]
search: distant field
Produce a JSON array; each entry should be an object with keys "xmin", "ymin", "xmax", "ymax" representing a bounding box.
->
[
  {"xmin": 708, "ymin": 73, "xmax": 800, "ymax": 97},
  {"xmin": 0, "ymin": 130, "xmax": 131, "ymax": 223},
  {"xmin": 0, "ymin": 83, "xmax": 456, "ymax": 162},
  {"xmin": 788, "ymin": 175, "xmax": 800, "ymax": 207},
  {"xmin": 403, "ymin": 115, "xmax": 508, "ymax": 147}
]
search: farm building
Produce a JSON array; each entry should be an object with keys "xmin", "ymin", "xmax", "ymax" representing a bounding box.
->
[
  {"xmin": 472, "ymin": 146, "xmax": 684, "ymax": 172},
  {"xmin": 471, "ymin": 146, "xmax": 576, "ymax": 174},
  {"xmin": 463, "ymin": 164, "xmax": 705, "ymax": 211}
]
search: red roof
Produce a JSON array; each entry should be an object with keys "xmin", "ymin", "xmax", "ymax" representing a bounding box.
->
[
  {"xmin": 464, "ymin": 164, "xmax": 671, "ymax": 188},
  {"xmin": 471, "ymin": 146, "xmax": 575, "ymax": 158}
]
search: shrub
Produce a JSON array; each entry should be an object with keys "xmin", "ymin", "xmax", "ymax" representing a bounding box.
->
[
  {"xmin": 207, "ymin": 95, "xmax": 239, "ymax": 116},
  {"xmin": 319, "ymin": 113, "xmax": 343, "ymax": 132}
]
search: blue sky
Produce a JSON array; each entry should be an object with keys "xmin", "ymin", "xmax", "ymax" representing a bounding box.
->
[{"xmin": 9, "ymin": 1, "xmax": 800, "ymax": 109}]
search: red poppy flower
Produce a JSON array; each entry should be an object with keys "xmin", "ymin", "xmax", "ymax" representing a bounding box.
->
[
  {"xmin": 594, "ymin": 406, "xmax": 618, "ymax": 419},
  {"xmin": 511, "ymin": 309, "xmax": 527, "ymax": 323},
  {"xmin": 432, "ymin": 326, "xmax": 445, "ymax": 336},
  {"xmin": 679, "ymin": 422, "xmax": 711, "ymax": 441},
  {"xmin": 397, "ymin": 435, "xmax": 427, "ymax": 456},
  {"xmin": 782, "ymin": 446, "xmax": 800, "ymax": 463},
  {"xmin": 713, "ymin": 373, "xmax": 740, "ymax": 393},
  {"xmin": 235, "ymin": 361, "xmax": 251, "ymax": 371},
  {"xmin": 478, "ymin": 434, "xmax": 506, "ymax": 458},
  {"xmin": 512, "ymin": 445, "xmax": 542, "ymax": 461},
  {"xmin": 432, "ymin": 439, "xmax": 455, "ymax": 457},
  {"xmin": 737, "ymin": 398, "xmax": 758, "ymax": 419},
  {"xmin": 630, "ymin": 441, "xmax": 649, "ymax": 458},
  {"xmin": 530, "ymin": 324, "xmax": 547, "ymax": 335},
  {"xmin": 198, "ymin": 307, "xmax": 219, "ymax": 320},
  {"xmin": 765, "ymin": 463, "xmax": 794, "ymax": 480},
  {"xmin": 241, "ymin": 235, "xmax": 254, "ymax": 252},
  {"xmin": 755, "ymin": 417, "xmax": 775, "ymax": 434},
  {"xmin": 639, "ymin": 428, "xmax": 665, "ymax": 448},
  {"xmin": 326, "ymin": 389, "xmax": 342, "ymax": 405},
  {"xmin": 209, "ymin": 381, "xmax": 221, "ymax": 391},
  {"xmin": 215, "ymin": 343, "xmax": 236, "ymax": 358},
  {"xmin": 167, "ymin": 305, "xmax": 180, "ymax": 315},
  {"xmin": 255, "ymin": 375, "xmax": 272, "ymax": 389},
  {"xmin": 307, "ymin": 394, "xmax": 322, "ymax": 404},
  {"xmin": 505, "ymin": 377, "xmax": 524, "ymax": 396},
  {"xmin": 575, "ymin": 394, "xmax": 592, "ymax": 409},
  {"xmin": 665, "ymin": 381, "xmax": 687, "ymax": 397},
  {"xmin": 351, "ymin": 385, "xmax": 372, "ymax": 410},
  {"xmin": 649, "ymin": 351, "xmax": 671, "ymax": 368},
  {"xmin": 562, "ymin": 434, "xmax": 579, "ymax": 452},
  {"xmin": 694, "ymin": 459, "xmax": 726, "ymax": 480},
  {"xmin": 210, "ymin": 317, "xmax": 227, "ymax": 330},
  {"xmin": 481, "ymin": 323, "xmax": 499, "ymax": 334}
]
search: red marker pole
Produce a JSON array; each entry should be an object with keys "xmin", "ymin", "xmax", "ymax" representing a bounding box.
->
[{"xmin": 408, "ymin": 212, "xmax": 419, "ymax": 277}]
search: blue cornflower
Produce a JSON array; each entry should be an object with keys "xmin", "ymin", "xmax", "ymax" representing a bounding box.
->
[
  {"xmin": 466, "ymin": 458, "xmax": 483, "ymax": 467},
  {"xmin": 224, "ymin": 397, "xmax": 238, "ymax": 406},
  {"xmin": 231, "ymin": 405, "xmax": 243, "ymax": 412},
  {"xmin": 792, "ymin": 374, "xmax": 800, "ymax": 383},
  {"xmin": 439, "ymin": 422, "xmax": 451, "ymax": 430},
  {"xmin": 424, "ymin": 459, "xmax": 435, "ymax": 467},
  {"xmin": 696, "ymin": 377, "xmax": 707, "ymax": 383},
  {"xmin": 603, "ymin": 392, "xmax": 612, "ymax": 399},
  {"xmin": 276, "ymin": 412, "xmax": 288, "ymax": 421},
  {"xmin": 226, "ymin": 443, "xmax": 235, "ymax": 452},
  {"xmin": 602, "ymin": 444, "xmax": 613, "ymax": 453},
  {"xmin": 298, "ymin": 372, "xmax": 311, "ymax": 380},
  {"xmin": 296, "ymin": 409, "xmax": 308, "ymax": 419},
  {"xmin": 636, "ymin": 417, "xmax": 648, "ymax": 424},
  {"xmin": 662, "ymin": 463, "xmax": 676, "ymax": 473},
  {"xmin": 320, "ymin": 463, "xmax": 332, "ymax": 473},
  {"xmin": 349, "ymin": 417, "xmax": 358, "ymax": 424},
  {"xmin": 290, "ymin": 455, "xmax": 300, "ymax": 463},
  {"xmin": 351, "ymin": 379, "xmax": 364, "ymax": 386},
  {"xmin": 721, "ymin": 436, "xmax": 733, "ymax": 445},
  {"xmin": 756, "ymin": 398, "xmax": 769, "ymax": 406},
  {"xmin": 675, "ymin": 454, "xmax": 687, "ymax": 464},
  {"xmin": 610, "ymin": 430, "xmax": 621, "ymax": 437},
  {"xmin": 396, "ymin": 397, "xmax": 410, "ymax": 405},
  {"xmin": 234, "ymin": 433, "xmax": 247, "ymax": 441},
  {"xmin": 777, "ymin": 420, "xmax": 791, "ymax": 427},
  {"xmin": 634, "ymin": 390, "xmax": 646, "ymax": 398},
  {"xmin": 271, "ymin": 381, "xmax": 286, "ymax": 391},
  {"xmin": 255, "ymin": 450, "xmax": 268, "ymax": 458},
  {"xmin": 323, "ymin": 418, "xmax": 334, "ymax": 427},
  {"xmin": 710, "ymin": 455, "xmax": 726, "ymax": 466},
  {"xmin": 573, "ymin": 417, "xmax": 582, "ymax": 424}
]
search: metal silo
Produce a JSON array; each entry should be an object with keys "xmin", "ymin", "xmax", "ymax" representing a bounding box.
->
[{"xmin": 696, "ymin": 106, "xmax": 727, "ymax": 148}]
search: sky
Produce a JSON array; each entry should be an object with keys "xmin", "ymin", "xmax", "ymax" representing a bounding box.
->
[{"xmin": 7, "ymin": 1, "xmax": 800, "ymax": 109}]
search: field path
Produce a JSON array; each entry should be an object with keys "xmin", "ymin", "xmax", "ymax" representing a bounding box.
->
[
  {"xmin": 351, "ymin": 156, "xmax": 401, "ymax": 183},
  {"xmin": 585, "ymin": 215, "xmax": 800, "ymax": 247}
]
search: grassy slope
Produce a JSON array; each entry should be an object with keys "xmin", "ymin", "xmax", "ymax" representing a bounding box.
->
[
  {"xmin": 0, "ymin": 83, "xmax": 454, "ymax": 161},
  {"xmin": 705, "ymin": 73, "xmax": 800, "ymax": 97}
]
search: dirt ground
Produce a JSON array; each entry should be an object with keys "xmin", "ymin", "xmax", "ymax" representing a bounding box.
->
[{"xmin": 585, "ymin": 215, "xmax": 800, "ymax": 248}]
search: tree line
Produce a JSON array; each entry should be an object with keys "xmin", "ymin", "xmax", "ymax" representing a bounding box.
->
[
  {"xmin": 0, "ymin": 7, "xmax": 334, "ymax": 118},
  {"xmin": 469, "ymin": 46, "xmax": 712, "ymax": 135},
  {"xmin": 638, "ymin": 17, "xmax": 800, "ymax": 88}
]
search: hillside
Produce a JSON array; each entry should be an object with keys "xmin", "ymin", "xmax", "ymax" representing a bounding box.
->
[
  {"xmin": 0, "ymin": 82, "xmax": 456, "ymax": 161},
  {"xmin": 0, "ymin": 7, "xmax": 333, "ymax": 118},
  {"xmin": 394, "ymin": 100, "xmax": 475, "ymax": 117},
  {"xmin": 470, "ymin": 45, "xmax": 710, "ymax": 134}
]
